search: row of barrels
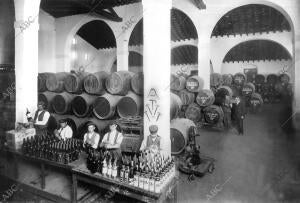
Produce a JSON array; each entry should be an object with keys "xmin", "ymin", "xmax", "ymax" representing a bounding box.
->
[
  {"xmin": 210, "ymin": 72, "xmax": 291, "ymax": 87},
  {"xmin": 38, "ymin": 91, "xmax": 142, "ymax": 119},
  {"xmin": 38, "ymin": 71, "xmax": 143, "ymax": 96}
]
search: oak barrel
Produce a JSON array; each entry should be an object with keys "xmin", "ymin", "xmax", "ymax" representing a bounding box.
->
[
  {"xmin": 255, "ymin": 74, "xmax": 265, "ymax": 84},
  {"xmin": 106, "ymin": 71, "xmax": 134, "ymax": 95},
  {"xmin": 170, "ymin": 92, "xmax": 183, "ymax": 120},
  {"xmin": 71, "ymin": 93, "xmax": 97, "ymax": 118},
  {"xmin": 64, "ymin": 72, "xmax": 88, "ymax": 94},
  {"xmin": 170, "ymin": 118, "xmax": 195, "ymax": 155},
  {"xmin": 210, "ymin": 73, "xmax": 223, "ymax": 87},
  {"xmin": 131, "ymin": 72, "xmax": 144, "ymax": 95},
  {"xmin": 196, "ymin": 89, "xmax": 215, "ymax": 107},
  {"xmin": 233, "ymin": 73, "xmax": 246, "ymax": 86},
  {"xmin": 186, "ymin": 75, "xmax": 204, "ymax": 92},
  {"xmin": 38, "ymin": 91, "xmax": 56, "ymax": 112},
  {"xmin": 46, "ymin": 72, "xmax": 69, "ymax": 92},
  {"xmin": 171, "ymin": 74, "xmax": 186, "ymax": 91},
  {"xmin": 38, "ymin": 73, "xmax": 52, "ymax": 92},
  {"xmin": 52, "ymin": 92, "xmax": 76, "ymax": 115},
  {"xmin": 185, "ymin": 103, "xmax": 202, "ymax": 123},
  {"xmin": 222, "ymin": 74, "xmax": 233, "ymax": 86},
  {"xmin": 93, "ymin": 93, "xmax": 122, "ymax": 119},
  {"xmin": 203, "ymin": 105, "xmax": 224, "ymax": 124},
  {"xmin": 178, "ymin": 89, "xmax": 195, "ymax": 105},
  {"xmin": 117, "ymin": 92, "xmax": 142, "ymax": 118},
  {"xmin": 242, "ymin": 82, "xmax": 255, "ymax": 97},
  {"xmin": 83, "ymin": 71, "xmax": 109, "ymax": 95},
  {"xmin": 266, "ymin": 74, "xmax": 278, "ymax": 85},
  {"xmin": 279, "ymin": 73, "xmax": 290, "ymax": 84}
]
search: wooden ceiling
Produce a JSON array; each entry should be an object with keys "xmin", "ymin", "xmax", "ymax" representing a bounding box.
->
[
  {"xmin": 171, "ymin": 8, "xmax": 198, "ymax": 42},
  {"xmin": 41, "ymin": 0, "xmax": 140, "ymax": 20},
  {"xmin": 76, "ymin": 20, "xmax": 116, "ymax": 49},
  {"xmin": 211, "ymin": 4, "xmax": 291, "ymax": 37},
  {"xmin": 128, "ymin": 8, "xmax": 198, "ymax": 46},
  {"xmin": 171, "ymin": 45, "xmax": 198, "ymax": 65},
  {"xmin": 223, "ymin": 40, "xmax": 291, "ymax": 63}
]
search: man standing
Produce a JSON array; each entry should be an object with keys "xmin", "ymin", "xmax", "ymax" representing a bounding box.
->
[
  {"xmin": 27, "ymin": 101, "xmax": 50, "ymax": 136},
  {"xmin": 221, "ymin": 95, "xmax": 232, "ymax": 130},
  {"xmin": 140, "ymin": 125, "xmax": 161, "ymax": 152},
  {"xmin": 54, "ymin": 119, "xmax": 73, "ymax": 141},
  {"xmin": 232, "ymin": 96, "xmax": 246, "ymax": 135},
  {"xmin": 100, "ymin": 122, "xmax": 123, "ymax": 160}
]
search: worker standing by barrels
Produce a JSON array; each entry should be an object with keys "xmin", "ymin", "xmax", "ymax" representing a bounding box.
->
[
  {"xmin": 27, "ymin": 101, "xmax": 50, "ymax": 136},
  {"xmin": 54, "ymin": 119, "xmax": 73, "ymax": 141},
  {"xmin": 232, "ymin": 96, "xmax": 246, "ymax": 135},
  {"xmin": 222, "ymin": 95, "xmax": 232, "ymax": 130}
]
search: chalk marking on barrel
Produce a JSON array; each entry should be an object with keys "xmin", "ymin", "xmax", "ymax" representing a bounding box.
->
[
  {"xmin": 144, "ymin": 111, "xmax": 150, "ymax": 122},
  {"xmin": 153, "ymin": 105, "xmax": 159, "ymax": 116}
]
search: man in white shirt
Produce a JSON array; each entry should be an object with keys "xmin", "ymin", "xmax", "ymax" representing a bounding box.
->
[
  {"xmin": 100, "ymin": 122, "xmax": 123, "ymax": 160},
  {"xmin": 28, "ymin": 101, "xmax": 50, "ymax": 136},
  {"xmin": 55, "ymin": 119, "xmax": 73, "ymax": 141}
]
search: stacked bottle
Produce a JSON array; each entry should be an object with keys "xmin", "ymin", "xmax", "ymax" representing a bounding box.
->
[
  {"xmin": 89, "ymin": 150, "xmax": 176, "ymax": 194},
  {"xmin": 22, "ymin": 136, "xmax": 82, "ymax": 164}
]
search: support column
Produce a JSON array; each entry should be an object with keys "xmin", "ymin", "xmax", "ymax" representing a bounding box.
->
[
  {"xmin": 14, "ymin": 0, "xmax": 40, "ymax": 123},
  {"xmin": 117, "ymin": 39, "xmax": 129, "ymax": 71},
  {"xmin": 198, "ymin": 34, "xmax": 211, "ymax": 89},
  {"xmin": 143, "ymin": 0, "xmax": 171, "ymax": 156},
  {"xmin": 294, "ymin": 26, "xmax": 300, "ymax": 130}
]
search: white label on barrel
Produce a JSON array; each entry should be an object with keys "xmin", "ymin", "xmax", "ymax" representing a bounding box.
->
[
  {"xmin": 187, "ymin": 81, "xmax": 198, "ymax": 89},
  {"xmin": 250, "ymin": 100, "xmax": 260, "ymax": 106},
  {"xmin": 200, "ymin": 97, "xmax": 208, "ymax": 104},
  {"xmin": 235, "ymin": 77, "xmax": 243, "ymax": 83},
  {"xmin": 207, "ymin": 112, "xmax": 218, "ymax": 120},
  {"xmin": 242, "ymin": 87, "xmax": 252, "ymax": 94}
]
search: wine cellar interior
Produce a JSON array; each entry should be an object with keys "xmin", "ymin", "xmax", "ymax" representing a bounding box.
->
[{"xmin": 0, "ymin": 0, "xmax": 300, "ymax": 202}]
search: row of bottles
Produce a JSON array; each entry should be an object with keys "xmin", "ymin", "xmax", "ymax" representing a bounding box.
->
[
  {"xmin": 86, "ymin": 148, "xmax": 176, "ymax": 194},
  {"xmin": 22, "ymin": 135, "xmax": 83, "ymax": 164}
]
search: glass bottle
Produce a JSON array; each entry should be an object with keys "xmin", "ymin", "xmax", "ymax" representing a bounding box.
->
[
  {"xmin": 102, "ymin": 158, "xmax": 107, "ymax": 176},
  {"xmin": 107, "ymin": 158, "xmax": 112, "ymax": 178}
]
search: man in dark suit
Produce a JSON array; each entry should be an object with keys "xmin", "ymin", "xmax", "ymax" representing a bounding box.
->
[{"xmin": 231, "ymin": 96, "xmax": 246, "ymax": 135}]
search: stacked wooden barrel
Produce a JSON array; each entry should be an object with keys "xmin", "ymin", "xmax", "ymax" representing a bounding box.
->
[{"xmin": 37, "ymin": 70, "xmax": 143, "ymax": 138}]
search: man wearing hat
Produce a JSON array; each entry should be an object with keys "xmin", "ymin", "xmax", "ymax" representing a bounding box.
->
[
  {"xmin": 140, "ymin": 125, "xmax": 161, "ymax": 152},
  {"xmin": 83, "ymin": 123, "xmax": 100, "ymax": 149},
  {"xmin": 54, "ymin": 119, "xmax": 73, "ymax": 141},
  {"xmin": 100, "ymin": 122, "xmax": 123, "ymax": 160},
  {"xmin": 27, "ymin": 101, "xmax": 50, "ymax": 136}
]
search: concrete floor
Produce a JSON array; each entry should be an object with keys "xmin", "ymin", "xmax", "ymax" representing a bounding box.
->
[
  {"xmin": 1, "ymin": 103, "xmax": 300, "ymax": 203},
  {"xmin": 178, "ymin": 103, "xmax": 300, "ymax": 203}
]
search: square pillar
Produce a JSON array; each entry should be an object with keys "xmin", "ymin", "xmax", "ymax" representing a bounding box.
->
[
  {"xmin": 143, "ymin": 0, "xmax": 172, "ymax": 156},
  {"xmin": 14, "ymin": 0, "xmax": 40, "ymax": 123}
]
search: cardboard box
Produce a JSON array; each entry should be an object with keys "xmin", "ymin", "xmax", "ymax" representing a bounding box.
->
[{"xmin": 5, "ymin": 128, "xmax": 36, "ymax": 150}]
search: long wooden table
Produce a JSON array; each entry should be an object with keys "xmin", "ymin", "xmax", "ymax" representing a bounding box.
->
[
  {"xmin": 0, "ymin": 148, "xmax": 178, "ymax": 203},
  {"xmin": 72, "ymin": 164, "xmax": 178, "ymax": 203},
  {"xmin": 0, "ymin": 147, "xmax": 82, "ymax": 202}
]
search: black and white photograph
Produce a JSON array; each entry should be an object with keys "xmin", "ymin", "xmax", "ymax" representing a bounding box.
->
[{"xmin": 0, "ymin": 0, "xmax": 299, "ymax": 202}]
